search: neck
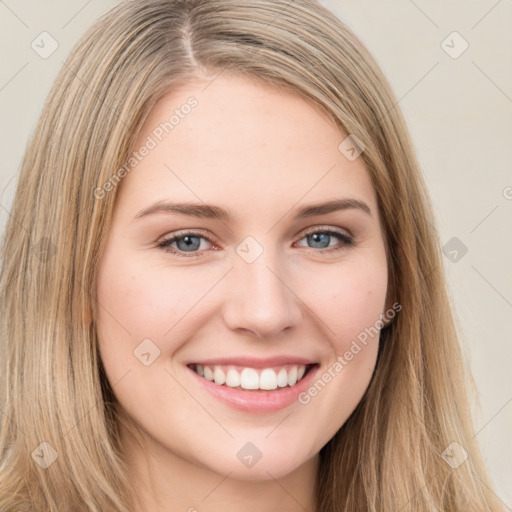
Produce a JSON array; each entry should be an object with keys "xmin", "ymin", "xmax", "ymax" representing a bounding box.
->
[{"xmin": 121, "ymin": 424, "xmax": 319, "ymax": 512}]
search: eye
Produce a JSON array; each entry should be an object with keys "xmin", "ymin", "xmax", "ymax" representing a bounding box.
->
[
  {"xmin": 157, "ymin": 227, "xmax": 355, "ymax": 258},
  {"xmin": 295, "ymin": 226, "xmax": 354, "ymax": 254},
  {"xmin": 157, "ymin": 231, "xmax": 214, "ymax": 257}
]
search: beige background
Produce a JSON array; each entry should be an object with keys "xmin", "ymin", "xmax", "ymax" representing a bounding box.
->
[{"xmin": 1, "ymin": 0, "xmax": 511, "ymax": 507}]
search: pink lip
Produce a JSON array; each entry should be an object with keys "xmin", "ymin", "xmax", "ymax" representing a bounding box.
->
[
  {"xmin": 186, "ymin": 355, "xmax": 316, "ymax": 368},
  {"xmin": 186, "ymin": 363, "xmax": 320, "ymax": 413}
]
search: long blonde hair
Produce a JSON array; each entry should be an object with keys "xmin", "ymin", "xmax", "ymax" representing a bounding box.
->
[{"xmin": 0, "ymin": 0, "xmax": 503, "ymax": 510}]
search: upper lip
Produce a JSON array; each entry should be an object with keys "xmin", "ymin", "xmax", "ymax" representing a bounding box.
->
[{"xmin": 186, "ymin": 356, "xmax": 317, "ymax": 368}]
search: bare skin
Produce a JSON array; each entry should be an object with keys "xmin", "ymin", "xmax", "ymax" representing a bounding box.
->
[{"xmin": 95, "ymin": 72, "xmax": 389, "ymax": 511}]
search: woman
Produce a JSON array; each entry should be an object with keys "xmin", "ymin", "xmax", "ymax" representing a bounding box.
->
[{"xmin": 0, "ymin": 0, "xmax": 504, "ymax": 510}]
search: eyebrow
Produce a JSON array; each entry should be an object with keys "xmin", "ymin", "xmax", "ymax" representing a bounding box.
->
[{"xmin": 134, "ymin": 198, "xmax": 372, "ymax": 222}]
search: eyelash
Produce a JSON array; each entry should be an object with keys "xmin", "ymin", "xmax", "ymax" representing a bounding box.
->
[{"xmin": 157, "ymin": 226, "xmax": 355, "ymax": 258}]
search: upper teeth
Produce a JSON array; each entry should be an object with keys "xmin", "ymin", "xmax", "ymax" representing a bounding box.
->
[{"xmin": 194, "ymin": 364, "xmax": 308, "ymax": 390}]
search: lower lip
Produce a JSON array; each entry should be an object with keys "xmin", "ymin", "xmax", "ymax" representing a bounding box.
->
[{"xmin": 187, "ymin": 364, "xmax": 320, "ymax": 413}]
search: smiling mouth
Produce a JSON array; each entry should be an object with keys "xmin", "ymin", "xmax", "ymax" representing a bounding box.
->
[{"xmin": 187, "ymin": 363, "xmax": 317, "ymax": 391}]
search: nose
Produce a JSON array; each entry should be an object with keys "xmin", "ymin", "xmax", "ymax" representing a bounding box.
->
[{"xmin": 222, "ymin": 248, "xmax": 302, "ymax": 339}]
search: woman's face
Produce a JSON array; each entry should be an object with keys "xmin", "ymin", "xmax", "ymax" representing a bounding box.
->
[{"xmin": 96, "ymin": 73, "xmax": 389, "ymax": 480}]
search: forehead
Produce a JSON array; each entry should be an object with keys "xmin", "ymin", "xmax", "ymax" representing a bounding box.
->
[{"xmin": 116, "ymin": 73, "xmax": 378, "ymax": 220}]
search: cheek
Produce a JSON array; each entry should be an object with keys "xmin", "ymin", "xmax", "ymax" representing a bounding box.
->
[
  {"xmin": 300, "ymin": 258, "xmax": 386, "ymax": 420},
  {"xmin": 306, "ymin": 258, "xmax": 387, "ymax": 354},
  {"xmin": 95, "ymin": 247, "xmax": 210, "ymax": 344},
  {"xmin": 94, "ymin": 248, "xmax": 208, "ymax": 412}
]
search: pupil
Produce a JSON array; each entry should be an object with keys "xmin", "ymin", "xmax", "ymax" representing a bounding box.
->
[
  {"xmin": 179, "ymin": 236, "xmax": 200, "ymax": 251},
  {"xmin": 310, "ymin": 233, "xmax": 329, "ymax": 248}
]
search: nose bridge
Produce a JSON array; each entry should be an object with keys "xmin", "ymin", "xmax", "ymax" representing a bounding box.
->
[{"xmin": 223, "ymin": 238, "xmax": 301, "ymax": 337}]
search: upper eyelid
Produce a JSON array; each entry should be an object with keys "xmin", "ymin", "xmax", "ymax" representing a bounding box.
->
[
  {"xmin": 301, "ymin": 225, "xmax": 353, "ymax": 238},
  {"xmin": 158, "ymin": 229, "xmax": 215, "ymax": 244},
  {"xmin": 158, "ymin": 225, "xmax": 353, "ymax": 247}
]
